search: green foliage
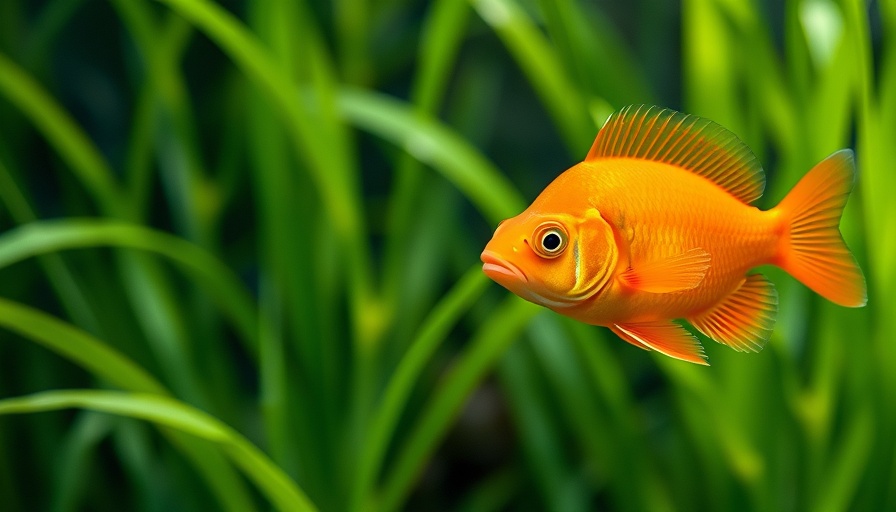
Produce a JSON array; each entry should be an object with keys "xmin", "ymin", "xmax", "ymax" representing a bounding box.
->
[{"xmin": 0, "ymin": 0, "xmax": 891, "ymax": 510}]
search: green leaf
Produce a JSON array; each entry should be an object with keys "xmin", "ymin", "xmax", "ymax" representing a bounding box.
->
[
  {"xmin": 471, "ymin": 0, "xmax": 594, "ymax": 154},
  {"xmin": 0, "ymin": 52, "xmax": 122, "ymax": 215},
  {"xmin": 0, "ymin": 219, "xmax": 258, "ymax": 356},
  {"xmin": 352, "ymin": 266, "xmax": 490, "ymax": 511},
  {"xmin": 379, "ymin": 297, "xmax": 540, "ymax": 511},
  {"xmin": 0, "ymin": 390, "xmax": 318, "ymax": 512},
  {"xmin": 0, "ymin": 297, "xmax": 166, "ymax": 394},
  {"xmin": 338, "ymin": 87, "xmax": 526, "ymax": 224}
]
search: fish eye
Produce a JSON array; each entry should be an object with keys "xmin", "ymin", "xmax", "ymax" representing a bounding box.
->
[
  {"xmin": 533, "ymin": 222, "xmax": 568, "ymax": 258},
  {"xmin": 542, "ymin": 231, "xmax": 562, "ymax": 251}
]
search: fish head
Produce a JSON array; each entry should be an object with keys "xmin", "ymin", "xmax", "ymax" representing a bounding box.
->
[{"xmin": 481, "ymin": 208, "xmax": 618, "ymax": 310}]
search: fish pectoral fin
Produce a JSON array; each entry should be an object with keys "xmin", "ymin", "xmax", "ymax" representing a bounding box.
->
[
  {"xmin": 688, "ymin": 274, "xmax": 778, "ymax": 352},
  {"xmin": 619, "ymin": 248, "xmax": 711, "ymax": 293},
  {"xmin": 611, "ymin": 321, "xmax": 708, "ymax": 365}
]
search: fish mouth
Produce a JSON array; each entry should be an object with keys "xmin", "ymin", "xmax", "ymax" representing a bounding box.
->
[{"xmin": 481, "ymin": 250, "xmax": 528, "ymax": 283}]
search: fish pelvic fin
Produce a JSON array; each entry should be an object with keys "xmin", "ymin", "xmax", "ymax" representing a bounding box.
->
[
  {"xmin": 689, "ymin": 274, "xmax": 778, "ymax": 353},
  {"xmin": 774, "ymin": 150, "xmax": 867, "ymax": 307},
  {"xmin": 611, "ymin": 321, "xmax": 709, "ymax": 365}
]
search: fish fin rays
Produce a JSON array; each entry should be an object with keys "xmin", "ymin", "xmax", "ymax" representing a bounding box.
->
[
  {"xmin": 611, "ymin": 322, "xmax": 708, "ymax": 365},
  {"xmin": 619, "ymin": 248, "xmax": 711, "ymax": 293},
  {"xmin": 774, "ymin": 150, "xmax": 867, "ymax": 307},
  {"xmin": 688, "ymin": 274, "xmax": 778, "ymax": 352},
  {"xmin": 587, "ymin": 105, "xmax": 765, "ymax": 204}
]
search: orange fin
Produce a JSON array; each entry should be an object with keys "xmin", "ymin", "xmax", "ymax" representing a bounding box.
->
[
  {"xmin": 619, "ymin": 248, "xmax": 711, "ymax": 293},
  {"xmin": 774, "ymin": 150, "xmax": 867, "ymax": 307},
  {"xmin": 611, "ymin": 322, "xmax": 708, "ymax": 365},
  {"xmin": 587, "ymin": 105, "xmax": 765, "ymax": 204},
  {"xmin": 689, "ymin": 274, "xmax": 778, "ymax": 352}
]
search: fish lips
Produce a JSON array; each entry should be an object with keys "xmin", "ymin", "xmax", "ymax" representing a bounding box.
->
[
  {"xmin": 480, "ymin": 250, "xmax": 528, "ymax": 286},
  {"xmin": 481, "ymin": 249, "xmax": 582, "ymax": 310}
]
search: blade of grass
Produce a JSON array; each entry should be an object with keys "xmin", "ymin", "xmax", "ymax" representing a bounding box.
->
[
  {"xmin": 456, "ymin": 468, "xmax": 521, "ymax": 512},
  {"xmin": 0, "ymin": 219, "xmax": 258, "ymax": 357},
  {"xmin": 378, "ymin": 297, "xmax": 540, "ymax": 512},
  {"xmin": 148, "ymin": 0, "xmax": 376, "ymax": 348},
  {"xmin": 112, "ymin": 0, "xmax": 210, "ymax": 241},
  {"xmin": 0, "ymin": 297, "xmax": 256, "ymax": 512},
  {"xmin": 351, "ymin": 266, "xmax": 490, "ymax": 511},
  {"xmin": 471, "ymin": 0, "xmax": 594, "ymax": 154},
  {"xmin": 0, "ymin": 52, "xmax": 122, "ymax": 215},
  {"xmin": 382, "ymin": 0, "xmax": 472, "ymax": 312},
  {"xmin": 498, "ymin": 340, "xmax": 589, "ymax": 512},
  {"xmin": 535, "ymin": 0, "xmax": 653, "ymax": 106},
  {"xmin": 51, "ymin": 411, "xmax": 115, "ymax": 512},
  {"xmin": 245, "ymin": 4, "xmax": 343, "ymax": 504},
  {"xmin": 0, "ymin": 35, "xmax": 216, "ymax": 415},
  {"xmin": 0, "ymin": 297, "xmax": 166, "ymax": 394},
  {"xmin": 809, "ymin": 406, "xmax": 874, "ymax": 512},
  {"xmin": 337, "ymin": 87, "xmax": 525, "ymax": 224},
  {"xmin": 0, "ymin": 390, "xmax": 318, "ymax": 512},
  {"xmin": 0, "ymin": 158, "xmax": 101, "ymax": 333}
]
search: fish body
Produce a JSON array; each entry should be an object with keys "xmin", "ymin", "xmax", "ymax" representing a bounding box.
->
[{"xmin": 481, "ymin": 105, "xmax": 866, "ymax": 364}]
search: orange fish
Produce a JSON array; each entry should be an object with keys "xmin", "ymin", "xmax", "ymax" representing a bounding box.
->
[{"xmin": 481, "ymin": 105, "xmax": 866, "ymax": 365}]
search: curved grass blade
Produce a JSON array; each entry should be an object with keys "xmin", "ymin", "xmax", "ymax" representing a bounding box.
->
[
  {"xmin": 148, "ymin": 0, "xmax": 376, "ymax": 348},
  {"xmin": 498, "ymin": 340, "xmax": 589, "ymax": 512},
  {"xmin": 0, "ymin": 390, "xmax": 318, "ymax": 512},
  {"xmin": 0, "ymin": 52, "xmax": 122, "ymax": 215},
  {"xmin": 382, "ymin": 0, "xmax": 472, "ymax": 307},
  {"xmin": 0, "ymin": 158, "xmax": 101, "ymax": 332},
  {"xmin": 471, "ymin": 0, "xmax": 594, "ymax": 154},
  {"xmin": 338, "ymin": 87, "xmax": 525, "ymax": 224},
  {"xmin": 378, "ymin": 297, "xmax": 541, "ymax": 512},
  {"xmin": 0, "ymin": 219, "xmax": 258, "ymax": 356},
  {"xmin": 0, "ymin": 297, "xmax": 166, "ymax": 394},
  {"xmin": 351, "ymin": 266, "xmax": 490, "ymax": 511},
  {"xmin": 0, "ymin": 296, "xmax": 257, "ymax": 512}
]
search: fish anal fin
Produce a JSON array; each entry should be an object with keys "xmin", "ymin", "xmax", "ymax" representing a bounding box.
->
[
  {"xmin": 689, "ymin": 274, "xmax": 778, "ymax": 352},
  {"xmin": 619, "ymin": 248, "xmax": 711, "ymax": 293},
  {"xmin": 612, "ymin": 322, "xmax": 708, "ymax": 365},
  {"xmin": 587, "ymin": 105, "xmax": 765, "ymax": 204}
]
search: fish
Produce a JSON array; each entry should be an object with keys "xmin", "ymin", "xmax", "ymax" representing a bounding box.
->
[{"xmin": 480, "ymin": 105, "xmax": 867, "ymax": 365}]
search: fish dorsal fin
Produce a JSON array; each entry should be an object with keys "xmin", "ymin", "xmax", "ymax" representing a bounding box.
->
[{"xmin": 587, "ymin": 105, "xmax": 765, "ymax": 204}]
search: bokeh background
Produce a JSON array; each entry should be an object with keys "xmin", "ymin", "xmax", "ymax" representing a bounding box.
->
[{"xmin": 0, "ymin": 0, "xmax": 893, "ymax": 511}]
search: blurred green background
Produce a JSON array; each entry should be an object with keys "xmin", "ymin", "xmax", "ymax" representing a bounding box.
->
[{"xmin": 0, "ymin": 0, "xmax": 893, "ymax": 510}]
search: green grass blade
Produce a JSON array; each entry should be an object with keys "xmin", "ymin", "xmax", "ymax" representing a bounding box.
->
[
  {"xmin": 0, "ymin": 219, "xmax": 258, "ymax": 356},
  {"xmin": 809, "ymin": 407, "xmax": 874, "ymax": 512},
  {"xmin": 535, "ymin": 0, "xmax": 652, "ymax": 106},
  {"xmin": 149, "ymin": 0, "xmax": 376, "ymax": 351},
  {"xmin": 51, "ymin": 412, "xmax": 115, "ymax": 512},
  {"xmin": 0, "ymin": 52, "xmax": 122, "ymax": 215},
  {"xmin": 352, "ymin": 266, "xmax": 490, "ymax": 511},
  {"xmin": 498, "ymin": 340, "xmax": 588, "ymax": 512},
  {"xmin": 112, "ymin": 0, "xmax": 210, "ymax": 239},
  {"xmin": 379, "ymin": 297, "xmax": 540, "ymax": 511},
  {"xmin": 382, "ymin": 0, "xmax": 472, "ymax": 307},
  {"xmin": 456, "ymin": 468, "xmax": 520, "ymax": 512},
  {"xmin": 0, "ymin": 297, "xmax": 166, "ymax": 394},
  {"xmin": 471, "ymin": 0, "xmax": 594, "ymax": 153},
  {"xmin": 0, "ymin": 296, "xmax": 256, "ymax": 512},
  {"xmin": 0, "ymin": 158, "xmax": 103, "ymax": 333},
  {"xmin": 145, "ymin": 0, "xmax": 366, "ymax": 263},
  {"xmin": 0, "ymin": 390, "xmax": 318, "ymax": 512},
  {"xmin": 338, "ymin": 87, "xmax": 525, "ymax": 224}
]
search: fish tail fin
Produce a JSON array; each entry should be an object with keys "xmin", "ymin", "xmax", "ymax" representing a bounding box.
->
[{"xmin": 773, "ymin": 150, "xmax": 867, "ymax": 307}]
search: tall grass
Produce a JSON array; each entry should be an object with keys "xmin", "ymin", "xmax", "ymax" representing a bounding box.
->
[{"xmin": 0, "ymin": 0, "xmax": 891, "ymax": 510}]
